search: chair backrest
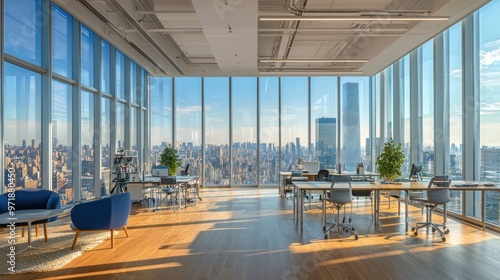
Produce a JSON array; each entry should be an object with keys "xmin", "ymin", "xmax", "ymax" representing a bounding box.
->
[
  {"xmin": 329, "ymin": 175, "xmax": 353, "ymax": 204},
  {"xmin": 184, "ymin": 164, "xmax": 190, "ymax": 175},
  {"xmin": 71, "ymin": 192, "xmax": 131, "ymax": 230},
  {"xmin": 160, "ymin": 176, "xmax": 177, "ymax": 185},
  {"xmin": 0, "ymin": 189, "xmax": 60, "ymax": 214},
  {"xmin": 426, "ymin": 176, "xmax": 451, "ymax": 204},
  {"xmin": 291, "ymin": 171, "xmax": 303, "ymax": 177},
  {"xmin": 317, "ymin": 169, "xmax": 329, "ymax": 181}
]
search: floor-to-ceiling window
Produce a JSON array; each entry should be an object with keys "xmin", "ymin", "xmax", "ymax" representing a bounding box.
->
[
  {"xmin": 340, "ymin": 77, "xmax": 371, "ymax": 172},
  {"xmin": 101, "ymin": 97, "xmax": 111, "ymax": 195},
  {"xmin": 310, "ymin": 77, "xmax": 337, "ymax": 169},
  {"xmin": 81, "ymin": 90, "xmax": 94, "ymax": 200},
  {"xmin": 259, "ymin": 77, "xmax": 279, "ymax": 185},
  {"xmin": 448, "ymin": 23, "xmax": 464, "ymax": 214},
  {"xmin": 480, "ymin": 0, "xmax": 500, "ymax": 225},
  {"xmin": 175, "ymin": 78, "xmax": 202, "ymax": 177},
  {"xmin": 149, "ymin": 77, "xmax": 172, "ymax": 166},
  {"xmin": 81, "ymin": 25, "xmax": 94, "ymax": 88},
  {"xmin": 402, "ymin": 55, "xmax": 411, "ymax": 177},
  {"xmin": 232, "ymin": 77, "xmax": 257, "ymax": 185},
  {"xmin": 52, "ymin": 4, "xmax": 72, "ymax": 78},
  {"xmin": 421, "ymin": 41, "xmax": 435, "ymax": 177},
  {"xmin": 52, "ymin": 81, "xmax": 72, "ymax": 205},
  {"xmin": 204, "ymin": 77, "xmax": 229, "ymax": 186},
  {"xmin": 3, "ymin": 63, "xmax": 42, "ymax": 191},
  {"xmin": 116, "ymin": 103, "xmax": 125, "ymax": 151},
  {"xmin": 281, "ymin": 77, "xmax": 308, "ymax": 171}
]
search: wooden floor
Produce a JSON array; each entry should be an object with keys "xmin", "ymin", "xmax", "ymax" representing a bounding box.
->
[{"xmin": 3, "ymin": 188, "xmax": 500, "ymax": 280}]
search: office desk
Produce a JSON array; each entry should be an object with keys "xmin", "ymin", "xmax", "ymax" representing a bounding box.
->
[
  {"xmin": 127, "ymin": 176, "xmax": 201, "ymax": 208},
  {"xmin": 278, "ymin": 171, "xmax": 318, "ymax": 199},
  {"xmin": 293, "ymin": 181, "xmax": 500, "ymax": 232}
]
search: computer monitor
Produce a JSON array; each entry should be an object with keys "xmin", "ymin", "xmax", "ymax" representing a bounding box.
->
[
  {"xmin": 409, "ymin": 163, "xmax": 423, "ymax": 181},
  {"xmin": 151, "ymin": 166, "xmax": 169, "ymax": 177}
]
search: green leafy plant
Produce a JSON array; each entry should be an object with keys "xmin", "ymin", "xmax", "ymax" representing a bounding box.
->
[
  {"xmin": 159, "ymin": 144, "xmax": 181, "ymax": 176},
  {"xmin": 376, "ymin": 139, "xmax": 405, "ymax": 183}
]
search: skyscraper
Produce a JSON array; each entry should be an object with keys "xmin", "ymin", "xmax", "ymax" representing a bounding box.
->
[
  {"xmin": 316, "ymin": 118, "xmax": 336, "ymax": 169},
  {"xmin": 342, "ymin": 82, "xmax": 361, "ymax": 171}
]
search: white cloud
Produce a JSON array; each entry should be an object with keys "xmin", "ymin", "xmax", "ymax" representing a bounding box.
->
[
  {"xmin": 484, "ymin": 39, "xmax": 500, "ymax": 49},
  {"xmin": 451, "ymin": 68, "xmax": 461, "ymax": 77},
  {"xmin": 480, "ymin": 48, "xmax": 500, "ymax": 67}
]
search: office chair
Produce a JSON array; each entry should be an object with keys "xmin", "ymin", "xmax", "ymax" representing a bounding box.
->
[
  {"xmin": 155, "ymin": 176, "xmax": 180, "ymax": 213},
  {"xmin": 411, "ymin": 176, "xmax": 451, "ymax": 241},
  {"xmin": 323, "ymin": 175, "xmax": 359, "ymax": 240},
  {"xmin": 183, "ymin": 164, "xmax": 190, "ymax": 176},
  {"xmin": 283, "ymin": 171, "xmax": 308, "ymax": 200},
  {"xmin": 317, "ymin": 169, "xmax": 329, "ymax": 181}
]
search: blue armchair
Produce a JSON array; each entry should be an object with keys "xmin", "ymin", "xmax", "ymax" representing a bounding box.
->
[
  {"xmin": 70, "ymin": 192, "xmax": 131, "ymax": 249},
  {"xmin": 0, "ymin": 189, "xmax": 60, "ymax": 242}
]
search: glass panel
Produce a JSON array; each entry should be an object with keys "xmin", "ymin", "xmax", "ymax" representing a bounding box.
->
[
  {"xmin": 371, "ymin": 74, "xmax": 381, "ymax": 172},
  {"xmin": 386, "ymin": 66, "xmax": 394, "ymax": 140},
  {"xmin": 4, "ymin": 0, "xmax": 42, "ymax": 65},
  {"xmin": 259, "ymin": 77, "xmax": 279, "ymax": 185},
  {"xmin": 101, "ymin": 98, "xmax": 111, "ymax": 195},
  {"xmin": 204, "ymin": 77, "xmax": 229, "ymax": 186},
  {"xmin": 101, "ymin": 40, "xmax": 110, "ymax": 94},
  {"xmin": 3, "ymin": 63, "xmax": 42, "ymax": 192},
  {"xmin": 421, "ymin": 41, "xmax": 434, "ymax": 178},
  {"xmin": 232, "ymin": 77, "xmax": 257, "ymax": 185},
  {"xmin": 116, "ymin": 102, "xmax": 125, "ymax": 151},
  {"xmin": 281, "ymin": 77, "xmax": 308, "ymax": 171},
  {"xmin": 480, "ymin": 0, "xmax": 500, "ymax": 225},
  {"xmin": 340, "ymin": 77, "xmax": 371, "ymax": 172},
  {"xmin": 51, "ymin": 4, "xmax": 72, "ymax": 78},
  {"xmin": 310, "ymin": 77, "xmax": 337, "ymax": 169},
  {"xmin": 81, "ymin": 90, "xmax": 94, "ymax": 200},
  {"xmin": 116, "ymin": 51, "xmax": 125, "ymax": 99},
  {"xmin": 141, "ymin": 68, "xmax": 147, "ymax": 107},
  {"xmin": 402, "ymin": 55, "xmax": 411, "ymax": 177},
  {"xmin": 150, "ymin": 77, "xmax": 172, "ymax": 167},
  {"xmin": 175, "ymin": 78, "xmax": 202, "ymax": 177},
  {"xmin": 81, "ymin": 25, "xmax": 94, "ymax": 87},
  {"xmin": 130, "ymin": 61, "xmax": 137, "ymax": 104},
  {"xmin": 52, "ymin": 80, "xmax": 73, "ymax": 205},
  {"xmin": 131, "ymin": 107, "xmax": 137, "ymax": 151}
]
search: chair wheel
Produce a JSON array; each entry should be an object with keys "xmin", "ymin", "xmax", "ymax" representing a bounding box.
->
[
  {"xmin": 348, "ymin": 217, "xmax": 352, "ymax": 223},
  {"xmin": 444, "ymin": 229, "xmax": 450, "ymax": 234},
  {"xmin": 354, "ymin": 235, "xmax": 359, "ymax": 240},
  {"xmin": 414, "ymin": 231, "xmax": 418, "ymax": 236},
  {"xmin": 324, "ymin": 234, "xmax": 328, "ymax": 239},
  {"xmin": 442, "ymin": 237, "xmax": 446, "ymax": 241},
  {"xmin": 411, "ymin": 227, "xmax": 415, "ymax": 232},
  {"xmin": 323, "ymin": 225, "xmax": 326, "ymax": 231},
  {"xmin": 432, "ymin": 228, "xmax": 436, "ymax": 233}
]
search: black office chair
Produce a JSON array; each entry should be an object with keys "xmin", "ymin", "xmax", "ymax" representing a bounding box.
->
[
  {"xmin": 156, "ymin": 176, "xmax": 180, "ymax": 212},
  {"xmin": 182, "ymin": 164, "xmax": 190, "ymax": 176},
  {"xmin": 317, "ymin": 169, "xmax": 329, "ymax": 181},
  {"xmin": 411, "ymin": 176, "xmax": 452, "ymax": 241},
  {"xmin": 323, "ymin": 175, "xmax": 358, "ymax": 240},
  {"xmin": 283, "ymin": 171, "xmax": 308, "ymax": 200}
]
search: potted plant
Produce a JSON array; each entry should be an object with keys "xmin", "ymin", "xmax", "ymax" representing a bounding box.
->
[
  {"xmin": 159, "ymin": 144, "xmax": 182, "ymax": 176},
  {"xmin": 376, "ymin": 139, "xmax": 405, "ymax": 183}
]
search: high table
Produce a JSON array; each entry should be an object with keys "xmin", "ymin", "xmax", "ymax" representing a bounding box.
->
[
  {"xmin": 292, "ymin": 180, "xmax": 500, "ymax": 232},
  {"xmin": 0, "ymin": 209, "xmax": 63, "ymax": 252}
]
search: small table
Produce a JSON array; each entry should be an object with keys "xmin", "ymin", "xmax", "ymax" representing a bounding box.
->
[{"xmin": 0, "ymin": 209, "xmax": 62, "ymax": 253}]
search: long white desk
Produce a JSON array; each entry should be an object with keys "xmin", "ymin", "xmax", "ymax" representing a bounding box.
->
[
  {"xmin": 293, "ymin": 181, "xmax": 500, "ymax": 232},
  {"xmin": 127, "ymin": 176, "xmax": 201, "ymax": 209}
]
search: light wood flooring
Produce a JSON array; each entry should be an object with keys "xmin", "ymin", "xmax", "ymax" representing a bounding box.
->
[{"xmin": 3, "ymin": 188, "xmax": 500, "ymax": 280}]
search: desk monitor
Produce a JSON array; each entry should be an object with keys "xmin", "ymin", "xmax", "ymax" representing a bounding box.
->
[
  {"xmin": 151, "ymin": 166, "xmax": 169, "ymax": 177},
  {"xmin": 409, "ymin": 163, "xmax": 423, "ymax": 181},
  {"xmin": 303, "ymin": 161, "xmax": 320, "ymax": 173}
]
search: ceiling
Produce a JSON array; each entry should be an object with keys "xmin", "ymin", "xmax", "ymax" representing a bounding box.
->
[{"xmin": 57, "ymin": 0, "xmax": 490, "ymax": 76}]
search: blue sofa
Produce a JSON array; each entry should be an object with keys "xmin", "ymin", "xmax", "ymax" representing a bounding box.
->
[
  {"xmin": 70, "ymin": 192, "xmax": 131, "ymax": 249},
  {"xmin": 0, "ymin": 188, "xmax": 61, "ymax": 242}
]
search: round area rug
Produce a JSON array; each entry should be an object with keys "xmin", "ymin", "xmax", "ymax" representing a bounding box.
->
[{"xmin": 1, "ymin": 230, "xmax": 114, "ymax": 274}]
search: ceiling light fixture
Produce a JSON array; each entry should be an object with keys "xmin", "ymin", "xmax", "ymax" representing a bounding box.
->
[
  {"xmin": 260, "ymin": 59, "xmax": 368, "ymax": 63},
  {"xmin": 259, "ymin": 71, "xmax": 364, "ymax": 75},
  {"xmin": 259, "ymin": 16, "xmax": 449, "ymax": 21}
]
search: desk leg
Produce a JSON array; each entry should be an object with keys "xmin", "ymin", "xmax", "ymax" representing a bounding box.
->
[
  {"xmin": 300, "ymin": 189, "xmax": 304, "ymax": 232},
  {"xmin": 405, "ymin": 190, "xmax": 409, "ymax": 232},
  {"xmin": 293, "ymin": 185, "xmax": 297, "ymax": 222},
  {"xmin": 322, "ymin": 190, "xmax": 327, "ymax": 228},
  {"xmin": 374, "ymin": 190, "xmax": 379, "ymax": 226},
  {"xmin": 482, "ymin": 190, "xmax": 486, "ymax": 230}
]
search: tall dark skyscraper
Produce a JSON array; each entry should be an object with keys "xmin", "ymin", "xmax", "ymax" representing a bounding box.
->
[
  {"xmin": 342, "ymin": 82, "xmax": 361, "ymax": 171},
  {"xmin": 296, "ymin": 137, "xmax": 301, "ymax": 157},
  {"xmin": 316, "ymin": 118, "xmax": 336, "ymax": 169}
]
